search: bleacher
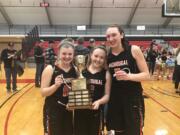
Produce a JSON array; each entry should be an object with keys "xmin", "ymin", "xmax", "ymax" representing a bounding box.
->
[{"xmin": 26, "ymin": 39, "xmax": 180, "ymax": 68}]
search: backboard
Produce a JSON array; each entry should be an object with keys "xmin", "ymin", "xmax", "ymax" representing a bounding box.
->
[{"xmin": 162, "ymin": 0, "xmax": 180, "ymax": 17}]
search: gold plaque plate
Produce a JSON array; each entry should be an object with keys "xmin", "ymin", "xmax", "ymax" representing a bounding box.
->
[
  {"xmin": 72, "ymin": 78, "xmax": 87, "ymax": 91},
  {"xmin": 68, "ymin": 89, "xmax": 92, "ymax": 110}
]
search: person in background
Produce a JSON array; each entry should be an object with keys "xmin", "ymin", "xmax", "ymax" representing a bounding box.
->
[
  {"xmin": 74, "ymin": 46, "xmax": 111, "ymax": 135},
  {"xmin": 34, "ymin": 43, "xmax": 45, "ymax": 87},
  {"xmin": 166, "ymin": 51, "xmax": 175, "ymax": 79},
  {"xmin": 0, "ymin": 42, "xmax": 18, "ymax": 92},
  {"xmin": 45, "ymin": 40, "xmax": 57, "ymax": 66},
  {"xmin": 75, "ymin": 37, "xmax": 89, "ymax": 56},
  {"xmin": 105, "ymin": 25, "xmax": 150, "ymax": 135},
  {"xmin": 147, "ymin": 42, "xmax": 158, "ymax": 76},
  {"xmin": 87, "ymin": 38, "xmax": 96, "ymax": 51},
  {"xmin": 156, "ymin": 48, "xmax": 167, "ymax": 80},
  {"xmin": 41, "ymin": 41, "xmax": 77, "ymax": 135},
  {"xmin": 174, "ymin": 43, "xmax": 180, "ymax": 93}
]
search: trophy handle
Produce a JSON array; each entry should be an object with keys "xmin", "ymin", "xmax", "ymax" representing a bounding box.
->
[{"xmin": 79, "ymin": 67, "xmax": 84, "ymax": 78}]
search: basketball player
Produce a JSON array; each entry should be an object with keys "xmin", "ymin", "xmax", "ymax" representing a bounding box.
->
[
  {"xmin": 106, "ymin": 25, "xmax": 150, "ymax": 135},
  {"xmin": 74, "ymin": 46, "xmax": 111, "ymax": 135},
  {"xmin": 41, "ymin": 41, "xmax": 77, "ymax": 135}
]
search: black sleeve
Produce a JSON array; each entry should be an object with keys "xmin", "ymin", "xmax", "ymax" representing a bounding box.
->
[
  {"xmin": 1, "ymin": 49, "xmax": 8, "ymax": 61},
  {"xmin": 0, "ymin": 51, "xmax": 2, "ymax": 62}
]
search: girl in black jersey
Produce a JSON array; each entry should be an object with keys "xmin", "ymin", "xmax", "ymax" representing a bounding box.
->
[
  {"xmin": 74, "ymin": 46, "xmax": 111, "ymax": 135},
  {"xmin": 106, "ymin": 25, "xmax": 150, "ymax": 135},
  {"xmin": 41, "ymin": 41, "xmax": 77, "ymax": 135}
]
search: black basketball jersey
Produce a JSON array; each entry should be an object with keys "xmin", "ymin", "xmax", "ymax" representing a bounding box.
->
[
  {"xmin": 107, "ymin": 45, "xmax": 143, "ymax": 96},
  {"xmin": 82, "ymin": 68, "xmax": 106, "ymax": 102},
  {"xmin": 45, "ymin": 65, "xmax": 77, "ymax": 105}
]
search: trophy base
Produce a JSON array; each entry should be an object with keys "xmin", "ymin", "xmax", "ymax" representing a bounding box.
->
[
  {"xmin": 68, "ymin": 89, "xmax": 92, "ymax": 110},
  {"xmin": 68, "ymin": 105, "xmax": 92, "ymax": 110}
]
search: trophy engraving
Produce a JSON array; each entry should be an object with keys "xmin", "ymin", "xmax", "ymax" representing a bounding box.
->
[{"xmin": 68, "ymin": 55, "xmax": 92, "ymax": 110}]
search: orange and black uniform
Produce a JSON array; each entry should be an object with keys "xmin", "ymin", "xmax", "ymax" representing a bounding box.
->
[
  {"xmin": 44, "ymin": 65, "xmax": 77, "ymax": 135},
  {"xmin": 74, "ymin": 68, "xmax": 106, "ymax": 135},
  {"xmin": 107, "ymin": 46, "xmax": 144, "ymax": 135}
]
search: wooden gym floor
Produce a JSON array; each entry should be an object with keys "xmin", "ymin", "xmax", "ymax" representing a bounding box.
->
[{"xmin": 0, "ymin": 67, "xmax": 180, "ymax": 135}]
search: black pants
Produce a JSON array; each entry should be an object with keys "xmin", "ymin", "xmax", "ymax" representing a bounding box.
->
[
  {"xmin": 174, "ymin": 65, "xmax": 180, "ymax": 89},
  {"xmin": 106, "ymin": 94, "xmax": 144, "ymax": 135},
  {"xmin": 148, "ymin": 61, "xmax": 156, "ymax": 75},
  {"xmin": 43, "ymin": 104, "xmax": 48, "ymax": 133},
  {"xmin": 74, "ymin": 109, "xmax": 101, "ymax": 135},
  {"xmin": 35, "ymin": 63, "xmax": 44, "ymax": 86},
  {"xmin": 47, "ymin": 104, "xmax": 73, "ymax": 135},
  {"xmin": 4, "ymin": 67, "xmax": 17, "ymax": 91}
]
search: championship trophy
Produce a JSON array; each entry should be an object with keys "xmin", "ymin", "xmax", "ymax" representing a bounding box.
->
[{"xmin": 68, "ymin": 55, "xmax": 92, "ymax": 110}]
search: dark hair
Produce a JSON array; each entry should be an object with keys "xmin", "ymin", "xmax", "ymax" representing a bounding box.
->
[
  {"xmin": 49, "ymin": 40, "xmax": 54, "ymax": 44},
  {"xmin": 8, "ymin": 42, "xmax": 14, "ymax": 46},
  {"xmin": 86, "ymin": 45, "xmax": 108, "ymax": 69},
  {"xmin": 149, "ymin": 41, "xmax": 157, "ymax": 52},
  {"xmin": 107, "ymin": 24, "xmax": 129, "ymax": 51},
  {"xmin": 77, "ymin": 37, "xmax": 84, "ymax": 45}
]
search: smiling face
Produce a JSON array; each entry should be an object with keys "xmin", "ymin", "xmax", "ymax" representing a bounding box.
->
[
  {"xmin": 58, "ymin": 46, "xmax": 74, "ymax": 65},
  {"xmin": 90, "ymin": 48, "xmax": 106, "ymax": 69},
  {"xmin": 106, "ymin": 27, "xmax": 123, "ymax": 49}
]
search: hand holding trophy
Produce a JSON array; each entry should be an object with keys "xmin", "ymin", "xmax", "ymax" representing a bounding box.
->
[{"xmin": 68, "ymin": 55, "xmax": 92, "ymax": 110}]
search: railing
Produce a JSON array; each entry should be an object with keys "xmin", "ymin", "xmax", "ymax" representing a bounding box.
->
[{"xmin": 0, "ymin": 25, "xmax": 180, "ymax": 36}]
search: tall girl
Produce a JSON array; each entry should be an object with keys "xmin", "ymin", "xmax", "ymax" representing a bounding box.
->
[{"xmin": 106, "ymin": 25, "xmax": 150, "ymax": 135}]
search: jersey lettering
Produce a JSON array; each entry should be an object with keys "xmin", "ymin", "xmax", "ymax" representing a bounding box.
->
[{"xmin": 109, "ymin": 60, "xmax": 128, "ymax": 68}]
